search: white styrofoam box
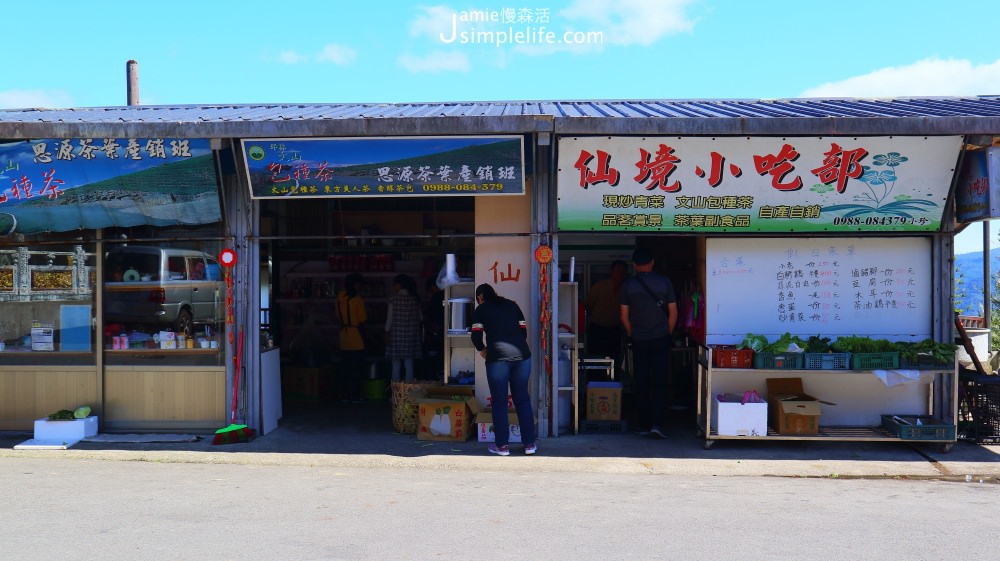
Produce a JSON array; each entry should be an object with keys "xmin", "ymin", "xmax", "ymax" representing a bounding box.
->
[
  {"xmin": 712, "ymin": 396, "xmax": 767, "ymax": 437},
  {"xmin": 34, "ymin": 416, "xmax": 98, "ymax": 442}
]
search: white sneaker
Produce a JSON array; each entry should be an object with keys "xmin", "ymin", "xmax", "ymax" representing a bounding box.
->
[
  {"xmin": 524, "ymin": 443, "xmax": 538, "ymax": 455},
  {"xmin": 488, "ymin": 443, "xmax": 510, "ymax": 456}
]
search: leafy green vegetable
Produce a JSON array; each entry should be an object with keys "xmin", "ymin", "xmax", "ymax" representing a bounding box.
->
[
  {"xmin": 73, "ymin": 406, "xmax": 91, "ymax": 419},
  {"xmin": 740, "ymin": 333, "xmax": 769, "ymax": 352},
  {"xmin": 832, "ymin": 336, "xmax": 881, "ymax": 353},
  {"xmin": 896, "ymin": 339, "xmax": 958, "ymax": 364},
  {"xmin": 763, "ymin": 332, "xmax": 808, "ymax": 354},
  {"xmin": 47, "ymin": 409, "xmax": 75, "ymax": 421},
  {"xmin": 804, "ymin": 335, "xmax": 833, "ymax": 353}
]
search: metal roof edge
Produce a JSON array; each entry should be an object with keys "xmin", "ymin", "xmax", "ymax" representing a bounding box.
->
[
  {"xmin": 551, "ymin": 115, "xmax": 1000, "ymax": 136},
  {"xmin": 0, "ymin": 115, "xmax": 555, "ymax": 140}
]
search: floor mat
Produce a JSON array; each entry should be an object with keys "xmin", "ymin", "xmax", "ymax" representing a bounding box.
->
[{"xmin": 83, "ymin": 434, "xmax": 202, "ymax": 443}]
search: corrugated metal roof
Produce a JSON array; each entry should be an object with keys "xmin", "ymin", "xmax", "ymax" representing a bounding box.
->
[{"xmin": 0, "ymin": 97, "xmax": 998, "ymax": 138}]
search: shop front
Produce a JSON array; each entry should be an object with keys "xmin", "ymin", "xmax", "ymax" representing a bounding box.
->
[
  {"xmin": 241, "ymin": 134, "xmax": 546, "ymax": 437},
  {"xmin": 553, "ymin": 131, "xmax": 976, "ymax": 447},
  {"xmin": 0, "ymin": 137, "xmax": 227, "ymax": 431},
  {"xmin": 1, "ymin": 98, "xmax": 999, "ymax": 447}
]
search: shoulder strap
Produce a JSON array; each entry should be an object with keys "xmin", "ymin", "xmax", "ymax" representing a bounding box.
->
[{"xmin": 635, "ymin": 275, "xmax": 669, "ymax": 316}]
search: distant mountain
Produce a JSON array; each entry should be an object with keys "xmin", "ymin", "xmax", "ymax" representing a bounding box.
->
[{"xmin": 954, "ymin": 248, "xmax": 1000, "ymax": 315}]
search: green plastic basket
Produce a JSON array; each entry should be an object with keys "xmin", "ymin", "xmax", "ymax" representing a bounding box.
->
[
  {"xmin": 880, "ymin": 415, "xmax": 956, "ymax": 440},
  {"xmin": 851, "ymin": 352, "xmax": 899, "ymax": 370}
]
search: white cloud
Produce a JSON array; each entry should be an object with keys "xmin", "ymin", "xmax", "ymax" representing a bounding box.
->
[
  {"xmin": 398, "ymin": 51, "xmax": 469, "ymax": 73},
  {"xmin": 409, "ymin": 5, "xmax": 455, "ymax": 40},
  {"xmin": 800, "ymin": 57, "xmax": 1000, "ymax": 98},
  {"xmin": 272, "ymin": 44, "xmax": 356, "ymax": 66},
  {"xmin": 277, "ymin": 50, "xmax": 308, "ymax": 64},
  {"xmin": 561, "ymin": 0, "xmax": 697, "ymax": 47},
  {"xmin": 316, "ymin": 44, "xmax": 357, "ymax": 65},
  {"xmin": 0, "ymin": 89, "xmax": 73, "ymax": 109}
]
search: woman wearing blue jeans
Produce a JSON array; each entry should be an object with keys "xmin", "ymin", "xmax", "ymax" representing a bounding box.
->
[{"xmin": 471, "ymin": 283, "xmax": 537, "ymax": 456}]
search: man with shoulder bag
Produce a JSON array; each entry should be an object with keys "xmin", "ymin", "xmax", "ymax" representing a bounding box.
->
[{"xmin": 620, "ymin": 246, "xmax": 678, "ymax": 438}]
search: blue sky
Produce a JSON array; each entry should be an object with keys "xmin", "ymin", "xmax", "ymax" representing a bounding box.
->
[{"xmin": 4, "ymin": 0, "xmax": 999, "ymax": 251}]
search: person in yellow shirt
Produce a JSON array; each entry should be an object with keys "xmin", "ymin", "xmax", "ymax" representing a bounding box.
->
[
  {"xmin": 584, "ymin": 259, "xmax": 628, "ymax": 369},
  {"xmin": 336, "ymin": 273, "xmax": 367, "ymax": 403}
]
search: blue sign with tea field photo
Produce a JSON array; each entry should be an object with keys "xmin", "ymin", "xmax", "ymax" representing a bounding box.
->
[
  {"xmin": 0, "ymin": 138, "xmax": 220, "ymax": 235},
  {"xmin": 241, "ymin": 136, "xmax": 525, "ymax": 199}
]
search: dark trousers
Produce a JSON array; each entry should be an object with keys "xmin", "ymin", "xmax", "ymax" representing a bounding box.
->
[{"xmin": 631, "ymin": 335, "xmax": 671, "ymax": 430}]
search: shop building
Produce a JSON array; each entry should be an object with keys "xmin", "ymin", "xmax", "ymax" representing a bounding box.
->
[{"xmin": 0, "ymin": 97, "xmax": 998, "ymax": 446}]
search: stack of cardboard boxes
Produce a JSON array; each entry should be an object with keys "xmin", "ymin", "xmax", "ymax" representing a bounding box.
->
[{"xmin": 712, "ymin": 377, "xmax": 825, "ymax": 436}]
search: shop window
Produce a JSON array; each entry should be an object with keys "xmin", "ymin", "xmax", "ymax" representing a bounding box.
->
[
  {"xmin": 103, "ymin": 242, "xmax": 225, "ymax": 367},
  {"xmin": 0, "ymin": 243, "xmax": 97, "ymax": 366}
]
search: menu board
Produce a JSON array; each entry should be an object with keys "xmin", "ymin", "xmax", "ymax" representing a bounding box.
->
[{"xmin": 705, "ymin": 237, "xmax": 932, "ymax": 344}]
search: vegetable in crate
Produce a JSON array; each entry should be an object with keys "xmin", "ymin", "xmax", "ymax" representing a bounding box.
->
[
  {"xmin": 805, "ymin": 335, "xmax": 833, "ymax": 353},
  {"xmin": 763, "ymin": 332, "xmax": 808, "ymax": 354},
  {"xmin": 740, "ymin": 333, "xmax": 769, "ymax": 352},
  {"xmin": 895, "ymin": 339, "xmax": 958, "ymax": 364},
  {"xmin": 831, "ymin": 336, "xmax": 893, "ymax": 353}
]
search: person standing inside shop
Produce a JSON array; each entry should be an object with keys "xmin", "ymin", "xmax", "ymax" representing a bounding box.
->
[
  {"xmin": 336, "ymin": 273, "xmax": 367, "ymax": 403},
  {"xmin": 385, "ymin": 274, "xmax": 422, "ymax": 382},
  {"xmin": 584, "ymin": 259, "xmax": 628, "ymax": 369},
  {"xmin": 471, "ymin": 283, "xmax": 537, "ymax": 456},
  {"xmin": 422, "ymin": 277, "xmax": 445, "ymax": 380},
  {"xmin": 620, "ymin": 247, "xmax": 677, "ymax": 439}
]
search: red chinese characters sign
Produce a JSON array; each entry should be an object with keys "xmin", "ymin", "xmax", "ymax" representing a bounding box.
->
[{"xmin": 557, "ymin": 136, "xmax": 962, "ymax": 233}]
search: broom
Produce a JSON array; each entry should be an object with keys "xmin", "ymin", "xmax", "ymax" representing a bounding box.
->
[{"xmin": 213, "ymin": 327, "xmax": 255, "ymax": 444}]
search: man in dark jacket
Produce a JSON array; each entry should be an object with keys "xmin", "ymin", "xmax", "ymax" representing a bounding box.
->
[{"xmin": 620, "ymin": 247, "xmax": 677, "ymax": 438}]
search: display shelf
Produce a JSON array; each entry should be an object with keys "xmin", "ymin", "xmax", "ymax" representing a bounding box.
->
[
  {"xmin": 555, "ymin": 282, "xmax": 579, "ymax": 436},
  {"xmin": 274, "ymin": 261, "xmax": 401, "ymax": 355},
  {"xmin": 443, "ymin": 282, "xmax": 475, "ymax": 383},
  {"xmin": 696, "ymin": 347, "xmax": 959, "ymax": 451}
]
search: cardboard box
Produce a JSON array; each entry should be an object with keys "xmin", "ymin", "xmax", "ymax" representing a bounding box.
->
[
  {"xmin": 416, "ymin": 385, "xmax": 481, "ymax": 442},
  {"xmin": 475, "ymin": 412, "xmax": 524, "ymax": 443},
  {"xmin": 282, "ymin": 366, "xmax": 332, "ymax": 399},
  {"xmin": 586, "ymin": 381, "xmax": 622, "ymax": 421},
  {"xmin": 766, "ymin": 378, "xmax": 822, "ymax": 435},
  {"xmin": 712, "ymin": 394, "xmax": 767, "ymax": 436}
]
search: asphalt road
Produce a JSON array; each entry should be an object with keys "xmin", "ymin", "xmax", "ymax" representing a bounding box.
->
[{"xmin": 3, "ymin": 455, "xmax": 998, "ymax": 561}]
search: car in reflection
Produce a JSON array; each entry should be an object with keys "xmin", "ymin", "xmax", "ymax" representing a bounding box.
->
[{"xmin": 104, "ymin": 246, "xmax": 223, "ymax": 337}]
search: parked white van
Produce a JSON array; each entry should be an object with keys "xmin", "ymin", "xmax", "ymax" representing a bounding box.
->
[{"xmin": 104, "ymin": 246, "xmax": 223, "ymax": 337}]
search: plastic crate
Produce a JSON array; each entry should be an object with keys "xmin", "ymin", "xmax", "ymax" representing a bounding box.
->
[
  {"xmin": 851, "ymin": 352, "xmax": 899, "ymax": 370},
  {"xmin": 804, "ymin": 352, "xmax": 850, "ymax": 370},
  {"xmin": 967, "ymin": 375, "xmax": 1000, "ymax": 443},
  {"xmin": 899, "ymin": 354, "xmax": 955, "ymax": 370},
  {"xmin": 712, "ymin": 346, "xmax": 754, "ymax": 368},
  {"xmin": 753, "ymin": 352, "xmax": 804, "ymax": 369},
  {"xmin": 880, "ymin": 415, "xmax": 956, "ymax": 440}
]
